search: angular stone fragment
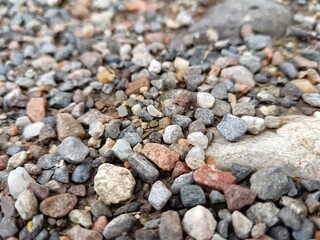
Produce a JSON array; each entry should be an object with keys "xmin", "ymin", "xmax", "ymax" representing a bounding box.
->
[
  {"xmin": 56, "ymin": 113, "xmax": 86, "ymax": 140},
  {"xmin": 223, "ymin": 184, "xmax": 257, "ymax": 211}
]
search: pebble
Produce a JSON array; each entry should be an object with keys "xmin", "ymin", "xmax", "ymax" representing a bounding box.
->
[
  {"xmin": 112, "ymin": 139, "xmax": 133, "ymax": 161},
  {"xmin": 8, "ymin": 167, "xmax": 36, "ymax": 199},
  {"xmin": 14, "ymin": 190, "xmax": 38, "ymax": 220},
  {"xmin": 147, "ymin": 105, "xmax": 164, "ymax": 118},
  {"xmin": 39, "ymin": 193, "xmax": 78, "ymax": 218},
  {"xmin": 250, "ymin": 167, "xmax": 291, "ymax": 200},
  {"xmin": 148, "ymin": 181, "xmax": 172, "ymax": 210},
  {"xmin": 163, "ymin": 125, "xmax": 184, "ymax": 144},
  {"xmin": 245, "ymin": 35, "xmax": 271, "ymax": 50},
  {"xmin": 170, "ymin": 172, "xmax": 194, "ymax": 194},
  {"xmin": 279, "ymin": 196, "xmax": 308, "ymax": 218},
  {"xmin": 220, "ymin": 65, "xmax": 255, "ymax": 89},
  {"xmin": 196, "ymin": 92, "xmax": 215, "ymax": 108},
  {"xmin": 71, "ymin": 161, "xmax": 92, "ymax": 183},
  {"xmin": 241, "ymin": 116, "xmax": 265, "ymax": 135},
  {"xmin": 223, "ymin": 184, "xmax": 257, "ymax": 211},
  {"xmin": 182, "ymin": 205, "xmax": 217, "ymax": 240},
  {"xmin": 209, "ymin": 190, "xmax": 226, "ymax": 205},
  {"xmin": 232, "ymin": 210, "xmax": 253, "ymax": 239},
  {"xmin": 6, "ymin": 151, "xmax": 27, "ymax": 170},
  {"xmin": 56, "ymin": 113, "xmax": 86, "ymax": 140},
  {"xmin": 217, "ymin": 114, "xmax": 247, "ymax": 142},
  {"xmin": 27, "ymin": 98, "xmax": 47, "ymax": 122},
  {"xmin": 187, "ymin": 132, "xmax": 208, "ymax": 149},
  {"xmin": 88, "ymin": 121, "xmax": 104, "ymax": 138},
  {"xmin": 172, "ymin": 114, "xmax": 192, "ymax": 129},
  {"xmin": 0, "ymin": 217, "xmax": 18, "ymax": 239},
  {"xmin": 69, "ymin": 209, "xmax": 93, "ymax": 228},
  {"xmin": 142, "ymin": 143, "xmax": 179, "ymax": 171},
  {"xmin": 251, "ymin": 223, "xmax": 267, "ymax": 239},
  {"xmin": 105, "ymin": 120, "xmax": 121, "ymax": 139},
  {"xmin": 278, "ymin": 62, "xmax": 298, "ymax": 79},
  {"xmin": 128, "ymin": 153, "xmax": 159, "ymax": 183},
  {"xmin": 194, "ymin": 108, "xmax": 215, "ymax": 126},
  {"xmin": 194, "ymin": 164, "xmax": 237, "ymax": 191},
  {"xmin": 148, "ymin": 59, "xmax": 162, "ymax": 74},
  {"xmin": 180, "ymin": 184, "xmax": 206, "ymax": 207},
  {"xmin": 23, "ymin": 122, "xmax": 45, "ymax": 139},
  {"xmin": 90, "ymin": 201, "xmax": 112, "ymax": 218},
  {"xmin": 239, "ymin": 54, "xmax": 261, "ymax": 73},
  {"xmin": 212, "ymin": 99, "xmax": 231, "ymax": 117},
  {"xmin": 159, "ymin": 211, "xmax": 183, "ymax": 240},
  {"xmin": 279, "ymin": 206, "xmax": 302, "ymax": 230},
  {"xmin": 246, "ymin": 202, "xmax": 280, "ymax": 227},
  {"xmin": 67, "ymin": 225, "xmax": 103, "ymax": 240},
  {"xmin": 268, "ymin": 225, "xmax": 291, "ymax": 240},
  {"xmin": 185, "ymin": 146, "xmax": 205, "ymax": 170},
  {"xmin": 49, "ymin": 91, "xmax": 72, "ymax": 108},
  {"xmin": 211, "ymin": 83, "xmax": 228, "ymax": 100},
  {"xmin": 103, "ymin": 214, "xmax": 136, "ymax": 240},
  {"xmin": 57, "ymin": 136, "xmax": 89, "ymax": 164},
  {"xmin": 302, "ymin": 93, "xmax": 320, "ymax": 107},
  {"xmin": 292, "ymin": 219, "xmax": 314, "ymax": 240},
  {"xmin": 230, "ymin": 163, "xmax": 252, "ymax": 182},
  {"xmin": 53, "ymin": 161, "xmax": 69, "ymax": 183}
]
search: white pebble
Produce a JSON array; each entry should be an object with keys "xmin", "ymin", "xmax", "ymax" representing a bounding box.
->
[
  {"xmin": 187, "ymin": 132, "xmax": 209, "ymax": 149},
  {"xmin": 163, "ymin": 125, "xmax": 184, "ymax": 144},
  {"xmin": 148, "ymin": 59, "xmax": 162, "ymax": 74},
  {"xmin": 197, "ymin": 92, "xmax": 215, "ymax": 108},
  {"xmin": 147, "ymin": 105, "xmax": 164, "ymax": 118},
  {"xmin": 185, "ymin": 147, "xmax": 205, "ymax": 170},
  {"xmin": 241, "ymin": 116, "xmax": 265, "ymax": 135}
]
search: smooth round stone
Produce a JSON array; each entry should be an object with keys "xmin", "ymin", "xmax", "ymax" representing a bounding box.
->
[
  {"xmin": 241, "ymin": 116, "xmax": 265, "ymax": 135},
  {"xmin": 278, "ymin": 62, "xmax": 298, "ymax": 79},
  {"xmin": 180, "ymin": 184, "xmax": 206, "ymax": 207},
  {"xmin": 112, "ymin": 139, "xmax": 133, "ymax": 161},
  {"xmin": 197, "ymin": 92, "xmax": 215, "ymax": 108},
  {"xmin": 103, "ymin": 214, "xmax": 136, "ymax": 240},
  {"xmin": 57, "ymin": 136, "xmax": 88, "ymax": 163},
  {"xmin": 194, "ymin": 108, "xmax": 215, "ymax": 126},
  {"xmin": 8, "ymin": 167, "xmax": 36, "ymax": 199},
  {"xmin": 182, "ymin": 205, "xmax": 217, "ymax": 240},
  {"xmin": 302, "ymin": 93, "xmax": 320, "ymax": 107},
  {"xmin": 217, "ymin": 114, "xmax": 247, "ymax": 142},
  {"xmin": 23, "ymin": 122, "xmax": 45, "ymax": 139},
  {"xmin": 128, "ymin": 153, "xmax": 159, "ymax": 183},
  {"xmin": 94, "ymin": 163, "xmax": 135, "ymax": 205},
  {"xmin": 185, "ymin": 146, "xmax": 205, "ymax": 170},
  {"xmin": 187, "ymin": 132, "xmax": 208, "ymax": 149},
  {"xmin": 72, "ymin": 162, "xmax": 92, "ymax": 183},
  {"xmin": 163, "ymin": 125, "xmax": 184, "ymax": 144},
  {"xmin": 148, "ymin": 181, "xmax": 172, "ymax": 210},
  {"xmin": 69, "ymin": 209, "xmax": 93, "ymax": 228},
  {"xmin": 15, "ymin": 190, "xmax": 38, "ymax": 220}
]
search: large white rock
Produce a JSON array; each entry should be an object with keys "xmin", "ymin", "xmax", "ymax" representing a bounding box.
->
[
  {"xmin": 94, "ymin": 163, "xmax": 135, "ymax": 205},
  {"xmin": 207, "ymin": 116, "xmax": 320, "ymax": 180},
  {"xmin": 8, "ymin": 167, "xmax": 36, "ymax": 199}
]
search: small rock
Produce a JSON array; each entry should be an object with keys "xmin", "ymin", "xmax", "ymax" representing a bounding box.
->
[
  {"xmin": 232, "ymin": 211, "xmax": 253, "ymax": 239},
  {"xmin": 230, "ymin": 163, "xmax": 253, "ymax": 182},
  {"xmin": 279, "ymin": 196, "xmax": 308, "ymax": 218},
  {"xmin": 57, "ymin": 136, "xmax": 89, "ymax": 164},
  {"xmin": 223, "ymin": 184, "xmax": 257, "ymax": 211},
  {"xmin": 182, "ymin": 205, "xmax": 217, "ymax": 240},
  {"xmin": 8, "ymin": 167, "xmax": 36, "ymax": 199},
  {"xmin": 15, "ymin": 190, "xmax": 38, "ymax": 220},
  {"xmin": 147, "ymin": 105, "xmax": 164, "ymax": 118},
  {"xmin": 187, "ymin": 132, "xmax": 208, "ymax": 149},
  {"xmin": 291, "ymin": 79, "xmax": 319, "ymax": 93},
  {"xmin": 56, "ymin": 113, "xmax": 86, "ymax": 140},
  {"xmin": 279, "ymin": 207, "xmax": 302, "ymax": 230},
  {"xmin": 67, "ymin": 225, "xmax": 103, "ymax": 240},
  {"xmin": 172, "ymin": 114, "xmax": 192, "ymax": 129},
  {"xmin": 251, "ymin": 223, "xmax": 267, "ymax": 239},
  {"xmin": 239, "ymin": 54, "xmax": 261, "ymax": 73},
  {"xmin": 159, "ymin": 211, "xmax": 183, "ymax": 240},
  {"xmin": 279, "ymin": 62, "xmax": 298, "ymax": 79},
  {"xmin": 39, "ymin": 193, "xmax": 78, "ymax": 218},
  {"xmin": 220, "ymin": 66, "xmax": 255, "ymax": 89},
  {"xmin": 112, "ymin": 139, "xmax": 133, "ymax": 161},
  {"xmin": 302, "ymin": 93, "xmax": 320, "ymax": 107},
  {"xmin": 170, "ymin": 172, "xmax": 194, "ymax": 194},
  {"xmin": 268, "ymin": 225, "xmax": 291, "ymax": 240},
  {"xmin": 128, "ymin": 153, "xmax": 159, "ymax": 183},
  {"xmin": 245, "ymin": 35, "xmax": 271, "ymax": 50},
  {"xmin": 209, "ymin": 190, "xmax": 226, "ymax": 205},
  {"xmin": 23, "ymin": 122, "xmax": 45, "ymax": 139},
  {"xmin": 163, "ymin": 125, "xmax": 184, "ymax": 144},
  {"xmin": 148, "ymin": 59, "xmax": 162, "ymax": 74},
  {"xmin": 250, "ymin": 167, "xmax": 291, "ymax": 200},
  {"xmin": 126, "ymin": 78, "xmax": 150, "ymax": 95},
  {"xmin": 27, "ymin": 98, "xmax": 47, "ymax": 122},
  {"xmin": 196, "ymin": 92, "xmax": 215, "ymax": 108},
  {"xmin": 246, "ymin": 202, "xmax": 280, "ymax": 227},
  {"xmin": 69, "ymin": 209, "xmax": 92, "ymax": 228},
  {"xmin": 80, "ymin": 51, "xmax": 102, "ymax": 69},
  {"xmin": 103, "ymin": 214, "xmax": 136, "ymax": 240},
  {"xmin": 185, "ymin": 146, "xmax": 205, "ymax": 170},
  {"xmin": 241, "ymin": 116, "xmax": 265, "ymax": 135},
  {"xmin": 217, "ymin": 114, "xmax": 247, "ymax": 142},
  {"xmin": 0, "ymin": 217, "xmax": 18, "ymax": 239},
  {"xmin": 89, "ymin": 121, "xmax": 104, "ymax": 138},
  {"xmin": 148, "ymin": 181, "xmax": 172, "ymax": 210},
  {"xmin": 6, "ymin": 151, "xmax": 27, "ymax": 170},
  {"xmin": 180, "ymin": 184, "xmax": 206, "ymax": 207},
  {"xmin": 292, "ymin": 219, "xmax": 314, "ymax": 240},
  {"xmin": 194, "ymin": 108, "xmax": 215, "ymax": 126},
  {"xmin": 174, "ymin": 57, "xmax": 189, "ymax": 82},
  {"xmin": 71, "ymin": 162, "xmax": 92, "ymax": 183}
]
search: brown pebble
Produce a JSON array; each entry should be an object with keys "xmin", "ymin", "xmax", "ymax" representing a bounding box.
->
[
  {"xmin": 97, "ymin": 68, "xmax": 116, "ymax": 84},
  {"xmin": 92, "ymin": 216, "xmax": 108, "ymax": 233},
  {"xmin": 125, "ymin": 78, "xmax": 150, "ymax": 95},
  {"xmin": 26, "ymin": 98, "xmax": 47, "ymax": 122},
  {"xmin": 172, "ymin": 161, "xmax": 190, "ymax": 179},
  {"xmin": 68, "ymin": 185, "xmax": 86, "ymax": 197},
  {"xmin": 27, "ymin": 182, "xmax": 50, "ymax": 201},
  {"xmin": 7, "ymin": 126, "xmax": 19, "ymax": 136},
  {"xmin": 67, "ymin": 225, "xmax": 103, "ymax": 240},
  {"xmin": 0, "ymin": 154, "xmax": 9, "ymax": 171}
]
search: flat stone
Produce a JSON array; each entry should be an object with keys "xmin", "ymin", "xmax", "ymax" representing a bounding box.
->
[
  {"xmin": 27, "ymin": 98, "xmax": 46, "ymax": 122},
  {"xmin": 232, "ymin": 211, "xmax": 253, "ymax": 239},
  {"xmin": 194, "ymin": 164, "xmax": 237, "ymax": 191},
  {"xmin": 67, "ymin": 225, "xmax": 103, "ymax": 240},
  {"xmin": 39, "ymin": 193, "xmax": 78, "ymax": 218},
  {"xmin": 217, "ymin": 114, "xmax": 247, "ymax": 142},
  {"xmin": 142, "ymin": 143, "xmax": 179, "ymax": 171},
  {"xmin": 57, "ymin": 136, "xmax": 89, "ymax": 164},
  {"xmin": 159, "ymin": 211, "xmax": 183, "ymax": 240},
  {"xmin": 207, "ymin": 116, "xmax": 320, "ymax": 180},
  {"xmin": 250, "ymin": 167, "xmax": 290, "ymax": 200},
  {"xmin": 182, "ymin": 205, "xmax": 217, "ymax": 240},
  {"xmin": 223, "ymin": 184, "xmax": 257, "ymax": 211},
  {"xmin": 148, "ymin": 181, "xmax": 172, "ymax": 210},
  {"xmin": 23, "ymin": 122, "xmax": 45, "ymax": 139},
  {"xmin": 103, "ymin": 214, "xmax": 136, "ymax": 240},
  {"xmin": 128, "ymin": 153, "xmax": 159, "ymax": 183},
  {"xmin": 188, "ymin": 0, "xmax": 291, "ymax": 40},
  {"xmin": 94, "ymin": 163, "xmax": 135, "ymax": 205},
  {"xmin": 56, "ymin": 113, "xmax": 86, "ymax": 140}
]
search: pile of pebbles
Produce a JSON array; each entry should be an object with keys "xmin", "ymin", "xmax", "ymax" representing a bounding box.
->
[{"xmin": 1, "ymin": 0, "xmax": 320, "ymax": 239}]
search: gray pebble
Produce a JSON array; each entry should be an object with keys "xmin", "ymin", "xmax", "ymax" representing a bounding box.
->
[
  {"xmin": 194, "ymin": 108, "xmax": 215, "ymax": 126},
  {"xmin": 170, "ymin": 172, "xmax": 194, "ymax": 194},
  {"xmin": 148, "ymin": 181, "xmax": 172, "ymax": 210},
  {"xmin": 245, "ymin": 35, "xmax": 271, "ymax": 50},
  {"xmin": 217, "ymin": 114, "xmax": 247, "ymax": 142},
  {"xmin": 71, "ymin": 162, "xmax": 92, "ymax": 183},
  {"xmin": 180, "ymin": 184, "xmax": 206, "ymax": 207},
  {"xmin": 302, "ymin": 93, "xmax": 320, "ymax": 107},
  {"xmin": 103, "ymin": 214, "xmax": 136, "ymax": 240},
  {"xmin": 209, "ymin": 190, "xmax": 226, "ymax": 205},
  {"xmin": 49, "ymin": 92, "xmax": 73, "ymax": 109},
  {"xmin": 279, "ymin": 207, "xmax": 302, "ymax": 230},
  {"xmin": 57, "ymin": 136, "xmax": 89, "ymax": 164},
  {"xmin": 172, "ymin": 114, "xmax": 192, "ymax": 129},
  {"xmin": 128, "ymin": 153, "xmax": 159, "ymax": 183},
  {"xmin": 279, "ymin": 62, "xmax": 298, "ymax": 79}
]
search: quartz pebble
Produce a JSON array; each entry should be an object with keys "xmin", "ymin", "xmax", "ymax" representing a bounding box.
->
[
  {"xmin": 185, "ymin": 146, "xmax": 205, "ymax": 170},
  {"xmin": 148, "ymin": 181, "xmax": 172, "ymax": 210},
  {"xmin": 187, "ymin": 132, "xmax": 208, "ymax": 149},
  {"xmin": 163, "ymin": 125, "xmax": 184, "ymax": 144},
  {"xmin": 196, "ymin": 92, "xmax": 215, "ymax": 108},
  {"xmin": 232, "ymin": 211, "xmax": 253, "ymax": 239},
  {"xmin": 15, "ymin": 190, "xmax": 38, "ymax": 220}
]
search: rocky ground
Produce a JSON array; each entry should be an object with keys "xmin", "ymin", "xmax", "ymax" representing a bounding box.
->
[{"xmin": 1, "ymin": 0, "xmax": 320, "ymax": 239}]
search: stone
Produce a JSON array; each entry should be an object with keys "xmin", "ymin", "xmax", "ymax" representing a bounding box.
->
[
  {"xmin": 194, "ymin": 164, "xmax": 237, "ymax": 191},
  {"xmin": 230, "ymin": 163, "xmax": 253, "ymax": 182},
  {"xmin": 194, "ymin": 108, "xmax": 215, "ymax": 126},
  {"xmin": 72, "ymin": 162, "xmax": 92, "ymax": 183},
  {"xmin": 187, "ymin": 132, "xmax": 208, "ymax": 149},
  {"xmin": 89, "ymin": 121, "xmax": 104, "ymax": 138},
  {"xmin": 279, "ymin": 207, "xmax": 303, "ymax": 230},
  {"xmin": 90, "ymin": 201, "xmax": 112, "ymax": 218},
  {"xmin": 94, "ymin": 163, "xmax": 135, "ymax": 205},
  {"xmin": 147, "ymin": 105, "xmax": 164, "ymax": 118},
  {"xmin": 212, "ymin": 99, "xmax": 231, "ymax": 117},
  {"xmin": 172, "ymin": 114, "xmax": 192, "ymax": 129},
  {"xmin": 0, "ymin": 217, "xmax": 18, "ymax": 239},
  {"xmin": 49, "ymin": 91, "xmax": 72, "ymax": 108},
  {"xmin": 80, "ymin": 51, "xmax": 102, "ymax": 68},
  {"xmin": 67, "ymin": 225, "xmax": 103, "ymax": 240},
  {"xmin": 142, "ymin": 143, "xmax": 179, "ymax": 171},
  {"xmin": 302, "ymin": 93, "xmax": 320, "ymax": 107},
  {"xmin": 292, "ymin": 219, "xmax": 314, "ymax": 240},
  {"xmin": 189, "ymin": 119, "xmax": 206, "ymax": 134},
  {"xmin": 185, "ymin": 147, "xmax": 205, "ymax": 170},
  {"xmin": 232, "ymin": 211, "xmax": 253, "ymax": 239},
  {"xmin": 217, "ymin": 114, "xmax": 247, "ymax": 142},
  {"xmin": 232, "ymin": 102, "xmax": 256, "ymax": 116},
  {"xmin": 207, "ymin": 116, "xmax": 320, "ymax": 180},
  {"xmin": 220, "ymin": 66, "xmax": 255, "ymax": 89},
  {"xmin": 163, "ymin": 125, "xmax": 184, "ymax": 144},
  {"xmin": 15, "ymin": 190, "xmax": 38, "ymax": 220},
  {"xmin": 279, "ymin": 196, "xmax": 308, "ymax": 218},
  {"xmin": 182, "ymin": 205, "xmax": 217, "ymax": 240},
  {"xmin": 268, "ymin": 225, "xmax": 291, "ymax": 240},
  {"xmin": 209, "ymin": 190, "xmax": 225, "ymax": 205},
  {"xmin": 69, "ymin": 209, "xmax": 93, "ymax": 228},
  {"xmin": 126, "ymin": 78, "xmax": 150, "ymax": 95},
  {"xmin": 6, "ymin": 151, "xmax": 27, "ymax": 171},
  {"xmin": 170, "ymin": 172, "xmax": 194, "ymax": 194},
  {"xmin": 245, "ymin": 35, "xmax": 271, "ymax": 50},
  {"xmin": 56, "ymin": 113, "xmax": 86, "ymax": 140},
  {"xmin": 241, "ymin": 116, "xmax": 265, "ymax": 135},
  {"xmin": 159, "ymin": 211, "xmax": 183, "ymax": 240},
  {"xmin": 250, "ymin": 167, "xmax": 291, "ymax": 200},
  {"xmin": 39, "ymin": 193, "xmax": 78, "ymax": 218},
  {"xmin": 148, "ymin": 59, "xmax": 162, "ymax": 74},
  {"xmin": 223, "ymin": 184, "xmax": 257, "ymax": 211},
  {"xmin": 246, "ymin": 202, "xmax": 280, "ymax": 227},
  {"xmin": 128, "ymin": 153, "xmax": 159, "ymax": 183},
  {"xmin": 189, "ymin": 0, "xmax": 291, "ymax": 40},
  {"xmin": 196, "ymin": 92, "xmax": 215, "ymax": 108},
  {"xmin": 279, "ymin": 62, "xmax": 298, "ymax": 79},
  {"xmin": 8, "ymin": 167, "xmax": 36, "ymax": 199},
  {"xmin": 239, "ymin": 54, "xmax": 261, "ymax": 73},
  {"xmin": 112, "ymin": 139, "xmax": 133, "ymax": 161},
  {"xmin": 148, "ymin": 181, "xmax": 172, "ymax": 210},
  {"xmin": 291, "ymin": 79, "xmax": 319, "ymax": 93},
  {"xmin": 105, "ymin": 120, "xmax": 121, "ymax": 139},
  {"xmin": 27, "ymin": 98, "xmax": 46, "ymax": 122},
  {"xmin": 23, "ymin": 122, "xmax": 45, "ymax": 139},
  {"xmin": 180, "ymin": 184, "xmax": 206, "ymax": 207},
  {"xmin": 58, "ymin": 136, "xmax": 89, "ymax": 164},
  {"xmin": 301, "ymin": 179, "xmax": 320, "ymax": 191},
  {"xmin": 103, "ymin": 214, "xmax": 136, "ymax": 240}
]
